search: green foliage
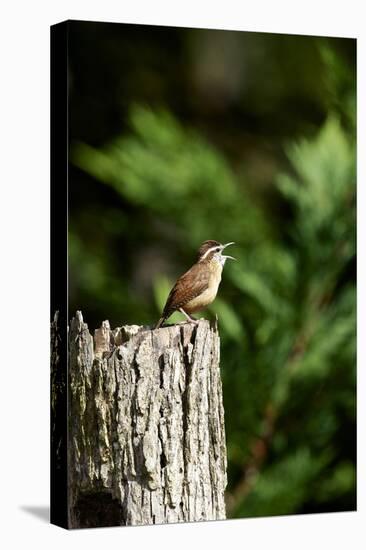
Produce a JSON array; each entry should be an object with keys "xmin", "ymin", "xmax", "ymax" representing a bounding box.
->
[
  {"xmin": 70, "ymin": 61, "xmax": 355, "ymax": 518},
  {"xmin": 226, "ymin": 115, "xmax": 356, "ymax": 518},
  {"xmin": 153, "ymin": 275, "xmax": 183, "ymax": 325},
  {"xmin": 235, "ymin": 448, "xmax": 331, "ymax": 518},
  {"xmin": 72, "ymin": 106, "xmax": 268, "ymax": 250}
]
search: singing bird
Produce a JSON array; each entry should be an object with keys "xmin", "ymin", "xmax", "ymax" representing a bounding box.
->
[{"xmin": 155, "ymin": 240, "xmax": 235, "ymax": 329}]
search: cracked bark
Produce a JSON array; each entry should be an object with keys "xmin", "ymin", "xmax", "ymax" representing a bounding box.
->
[{"xmin": 64, "ymin": 311, "xmax": 227, "ymax": 528}]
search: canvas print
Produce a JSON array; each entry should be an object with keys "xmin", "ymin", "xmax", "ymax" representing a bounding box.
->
[{"xmin": 51, "ymin": 20, "xmax": 356, "ymax": 529}]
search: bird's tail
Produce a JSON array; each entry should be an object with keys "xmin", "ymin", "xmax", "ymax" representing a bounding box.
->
[{"xmin": 154, "ymin": 316, "xmax": 165, "ymax": 329}]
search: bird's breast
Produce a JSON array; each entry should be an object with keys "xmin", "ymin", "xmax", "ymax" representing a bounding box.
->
[{"xmin": 184, "ymin": 265, "xmax": 222, "ymax": 313}]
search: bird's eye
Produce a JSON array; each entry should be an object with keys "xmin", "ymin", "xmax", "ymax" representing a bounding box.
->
[{"xmin": 216, "ymin": 247, "xmax": 220, "ymax": 251}]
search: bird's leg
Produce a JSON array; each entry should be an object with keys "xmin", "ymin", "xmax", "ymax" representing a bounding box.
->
[{"xmin": 179, "ymin": 308, "xmax": 199, "ymax": 325}]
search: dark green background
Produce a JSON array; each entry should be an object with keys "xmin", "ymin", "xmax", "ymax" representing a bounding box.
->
[{"xmin": 68, "ymin": 21, "xmax": 356, "ymax": 518}]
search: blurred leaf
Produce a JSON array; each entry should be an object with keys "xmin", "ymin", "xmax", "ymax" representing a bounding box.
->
[
  {"xmin": 210, "ymin": 297, "xmax": 245, "ymax": 343},
  {"xmin": 235, "ymin": 448, "xmax": 330, "ymax": 518},
  {"xmin": 72, "ymin": 106, "xmax": 268, "ymax": 249},
  {"xmin": 153, "ymin": 274, "xmax": 183, "ymax": 325},
  {"xmin": 315, "ymin": 461, "xmax": 356, "ymax": 503}
]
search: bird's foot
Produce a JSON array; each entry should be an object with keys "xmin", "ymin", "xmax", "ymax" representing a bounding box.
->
[
  {"xmin": 178, "ymin": 308, "xmax": 200, "ymax": 325},
  {"xmin": 188, "ymin": 318, "xmax": 200, "ymax": 325}
]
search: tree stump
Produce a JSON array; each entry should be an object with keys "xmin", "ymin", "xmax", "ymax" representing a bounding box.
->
[{"xmin": 65, "ymin": 311, "xmax": 227, "ymax": 528}]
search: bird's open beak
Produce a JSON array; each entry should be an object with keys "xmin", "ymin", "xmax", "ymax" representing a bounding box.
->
[
  {"xmin": 221, "ymin": 242, "xmax": 236, "ymax": 260},
  {"xmin": 222, "ymin": 242, "xmax": 235, "ymax": 249}
]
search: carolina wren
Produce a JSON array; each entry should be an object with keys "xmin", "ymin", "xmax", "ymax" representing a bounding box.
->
[{"xmin": 155, "ymin": 240, "xmax": 235, "ymax": 329}]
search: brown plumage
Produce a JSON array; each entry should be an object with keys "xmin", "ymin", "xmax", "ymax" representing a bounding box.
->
[
  {"xmin": 155, "ymin": 240, "xmax": 235, "ymax": 329},
  {"xmin": 197, "ymin": 240, "xmax": 222, "ymax": 260}
]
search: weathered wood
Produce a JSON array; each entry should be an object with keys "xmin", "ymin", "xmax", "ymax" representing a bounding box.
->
[{"xmin": 66, "ymin": 311, "xmax": 227, "ymax": 528}]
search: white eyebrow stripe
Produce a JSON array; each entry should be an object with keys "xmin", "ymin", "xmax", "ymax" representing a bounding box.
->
[{"xmin": 201, "ymin": 246, "xmax": 219, "ymax": 260}]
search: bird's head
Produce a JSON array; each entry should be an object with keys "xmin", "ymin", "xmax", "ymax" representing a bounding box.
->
[{"xmin": 197, "ymin": 240, "xmax": 236, "ymax": 266}]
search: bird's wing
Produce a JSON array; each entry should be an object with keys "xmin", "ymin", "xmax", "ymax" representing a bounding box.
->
[{"xmin": 163, "ymin": 262, "xmax": 210, "ymax": 316}]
